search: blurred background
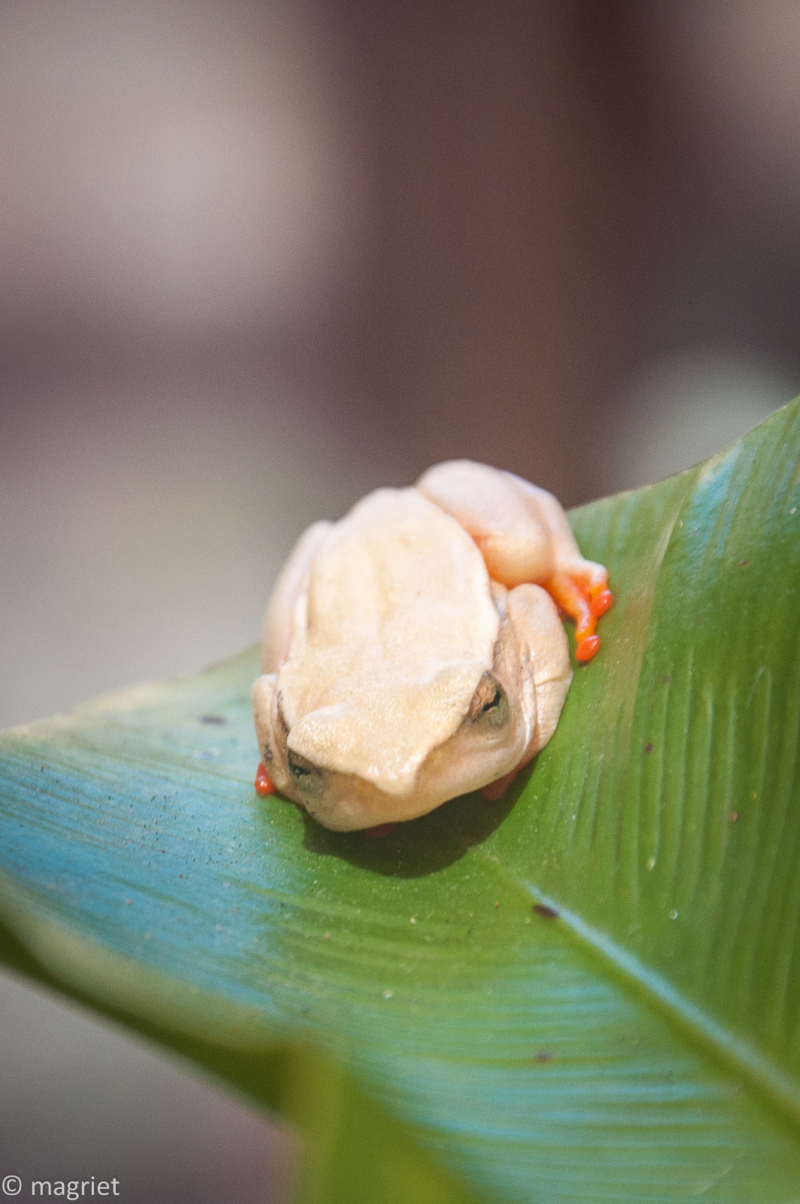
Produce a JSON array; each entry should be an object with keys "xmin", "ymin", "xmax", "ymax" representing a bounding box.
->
[{"xmin": 1, "ymin": 1, "xmax": 800, "ymax": 1199}]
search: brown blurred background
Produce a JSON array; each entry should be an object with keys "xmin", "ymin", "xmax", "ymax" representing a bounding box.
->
[{"xmin": 1, "ymin": 2, "xmax": 799, "ymax": 1199}]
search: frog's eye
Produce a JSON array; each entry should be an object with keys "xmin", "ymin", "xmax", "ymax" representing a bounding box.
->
[
  {"xmin": 287, "ymin": 750, "xmax": 325, "ymax": 800},
  {"xmin": 468, "ymin": 672, "xmax": 509, "ymax": 728}
]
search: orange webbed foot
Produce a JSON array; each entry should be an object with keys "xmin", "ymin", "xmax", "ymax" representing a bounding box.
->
[
  {"xmin": 545, "ymin": 573, "xmax": 613, "ymax": 663},
  {"xmin": 254, "ymin": 761, "xmax": 277, "ymax": 796}
]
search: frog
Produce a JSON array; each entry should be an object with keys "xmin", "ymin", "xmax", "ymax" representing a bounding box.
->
[{"xmin": 251, "ymin": 460, "xmax": 612, "ymax": 832}]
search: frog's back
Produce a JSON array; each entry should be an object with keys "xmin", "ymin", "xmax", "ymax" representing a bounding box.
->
[
  {"xmin": 304, "ymin": 488, "xmax": 496, "ymax": 670},
  {"xmin": 278, "ymin": 488, "xmax": 501, "ymax": 786}
]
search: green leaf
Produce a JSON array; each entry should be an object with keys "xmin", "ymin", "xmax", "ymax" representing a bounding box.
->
[{"xmin": 2, "ymin": 399, "xmax": 800, "ymax": 1203}]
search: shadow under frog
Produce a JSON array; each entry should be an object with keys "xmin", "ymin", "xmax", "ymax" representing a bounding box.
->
[{"xmin": 297, "ymin": 774, "xmax": 522, "ymax": 878}]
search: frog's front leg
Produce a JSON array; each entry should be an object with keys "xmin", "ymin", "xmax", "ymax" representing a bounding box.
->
[
  {"xmin": 482, "ymin": 581, "xmax": 572, "ymax": 799},
  {"xmin": 417, "ymin": 460, "xmax": 612, "ymax": 661}
]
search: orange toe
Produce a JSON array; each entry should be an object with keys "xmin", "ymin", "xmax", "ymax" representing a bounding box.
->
[
  {"xmin": 576, "ymin": 635, "xmax": 601, "ymax": 662},
  {"xmin": 254, "ymin": 762, "xmax": 277, "ymax": 796},
  {"xmin": 590, "ymin": 588, "xmax": 613, "ymax": 617}
]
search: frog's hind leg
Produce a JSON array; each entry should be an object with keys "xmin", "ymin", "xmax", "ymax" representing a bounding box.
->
[
  {"xmin": 417, "ymin": 460, "xmax": 557, "ymax": 586},
  {"xmin": 417, "ymin": 460, "xmax": 612, "ymax": 661},
  {"xmin": 513, "ymin": 476, "xmax": 612, "ymax": 660}
]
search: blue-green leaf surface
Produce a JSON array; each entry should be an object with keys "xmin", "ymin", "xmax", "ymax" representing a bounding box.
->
[{"xmin": 2, "ymin": 401, "xmax": 800, "ymax": 1203}]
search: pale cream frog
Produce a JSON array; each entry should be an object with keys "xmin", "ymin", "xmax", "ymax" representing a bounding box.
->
[{"xmin": 251, "ymin": 460, "xmax": 612, "ymax": 832}]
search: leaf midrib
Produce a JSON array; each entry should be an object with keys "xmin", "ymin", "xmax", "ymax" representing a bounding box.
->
[{"xmin": 470, "ymin": 833, "xmax": 800, "ymax": 1133}]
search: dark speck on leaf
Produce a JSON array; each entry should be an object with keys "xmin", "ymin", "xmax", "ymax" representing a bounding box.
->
[
  {"xmin": 533, "ymin": 1051, "xmax": 553, "ymax": 1063},
  {"xmin": 645, "ymin": 743, "xmax": 654, "ymax": 753},
  {"xmin": 739, "ymin": 560, "xmax": 749, "ymax": 567},
  {"xmin": 200, "ymin": 715, "xmax": 227, "ymax": 725},
  {"xmin": 662, "ymin": 675, "xmax": 670, "ymax": 684},
  {"xmin": 533, "ymin": 904, "xmax": 559, "ymax": 920}
]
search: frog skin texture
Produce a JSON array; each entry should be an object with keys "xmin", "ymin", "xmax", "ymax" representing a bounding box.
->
[{"xmin": 251, "ymin": 460, "xmax": 612, "ymax": 832}]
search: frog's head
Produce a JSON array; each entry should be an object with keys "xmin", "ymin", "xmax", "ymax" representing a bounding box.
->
[{"xmin": 250, "ymin": 609, "xmax": 537, "ymax": 831}]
